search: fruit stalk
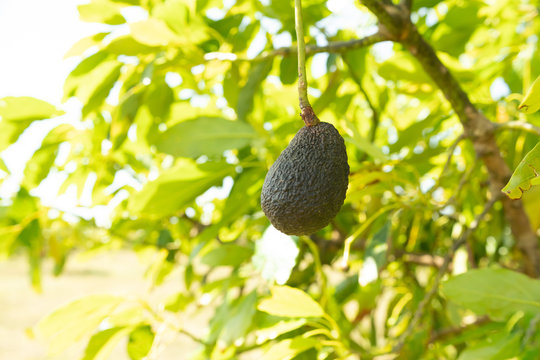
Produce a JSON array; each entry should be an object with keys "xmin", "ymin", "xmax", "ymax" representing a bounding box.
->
[{"xmin": 294, "ymin": 0, "xmax": 319, "ymax": 126}]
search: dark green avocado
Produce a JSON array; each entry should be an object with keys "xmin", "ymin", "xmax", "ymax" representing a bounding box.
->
[{"xmin": 261, "ymin": 122, "xmax": 349, "ymax": 235}]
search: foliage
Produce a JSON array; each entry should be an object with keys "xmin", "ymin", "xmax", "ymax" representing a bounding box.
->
[{"xmin": 2, "ymin": 0, "xmax": 540, "ymax": 359}]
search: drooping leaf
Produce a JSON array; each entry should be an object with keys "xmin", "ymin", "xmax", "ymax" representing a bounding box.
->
[
  {"xmin": 260, "ymin": 336, "xmax": 319, "ymax": 360},
  {"xmin": 36, "ymin": 295, "xmax": 124, "ymax": 355},
  {"xmin": 219, "ymin": 291, "xmax": 258, "ymax": 345},
  {"xmin": 127, "ymin": 325, "xmax": 155, "ymax": 360},
  {"xmin": 78, "ymin": 1, "xmax": 126, "ymax": 25},
  {"xmin": 258, "ymin": 286, "xmax": 325, "ymax": 318},
  {"xmin": 441, "ymin": 268, "xmax": 540, "ymax": 320},
  {"xmin": 155, "ymin": 117, "xmax": 257, "ymax": 158},
  {"xmin": 502, "ymin": 142, "xmax": 540, "ymax": 199},
  {"xmin": 519, "ymin": 75, "xmax": 540, "ymax": 114},
  {"xmin": 237, "ymin": 58, "xmax": 274, "ymax": 122},
  {"xmin": 127, "ymin": 160, "xmax": 234, "ymax": 216},
  {"xmin": 82, "ymin": 327, "xmax": 131, "ymax": 360},
  {"xmin": 105, "ymin": 36, "xmax": 160, "ymax": 56},
  {"xmin": 200, "ymin": 244, "xmax": 253, "ymax": 267}
]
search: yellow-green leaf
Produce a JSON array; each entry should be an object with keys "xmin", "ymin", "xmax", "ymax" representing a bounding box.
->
[
  {"xmin": 78, "ymin": 1, "xmax": 125, "ymax": 25},
  {"xmin": 258, "ymin": 286, "xmax": 325, "ymax": 318},
  {"xmin": 502, "ymin": 142, "xmax": 540, "ymax": 199},
  {"xmin": 519, "ymin": 76, "xmax": 540, "ymax": 114},
  {"xmin": 130, "ymin": 19, "xmax": 181, "ymax": 47},
  {"xmin": 35, "ymin": 295, "xmax": 124, "ymax": 355}
]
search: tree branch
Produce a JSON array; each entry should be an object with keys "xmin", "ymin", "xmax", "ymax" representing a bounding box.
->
[
  {"xmin": 203, "ymin": 33, "xmax": 388, "ymax": 62},
  {"xmin": 428, "ymin": 316, "xmax": 490, "ymax": 344},
  {"xmin": 360, "ymin": 0, "xmax": 540, "ymax": 277}
]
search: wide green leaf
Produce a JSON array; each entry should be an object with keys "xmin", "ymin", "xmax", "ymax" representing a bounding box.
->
[
  {"xmin": 519, "ymin": 75, "xmax": 540, "ymax": 114},
  {"xmin": 458, "ymin": 333, "xmax": 520, "ymax": 360},
  {"xmin": 155, "ymin": 117, "xmax": 257, "ymax": 158},
  {"xmin": 502, "ymin": 142, "xmax": 540, "ymax": 199},
  {"xmin": 441, "ymin": 268, "xmax": 540, "ymax": 320},
  {"xmin": 260, "ymin": 336, "xmax": 319, "ymax": 360},
  {"xmin": 130, "ymin": 19, "xmax": 181, "ymax": 46},
  {"xmin": 258, "ymin": 286, "xmax": 325, "ymax": 318},
  {"xmin": 200, "ymin": 244, "xmax": 253, "ymax": 267},
  {"xmin": 36, "ymin": 295, "xmax": 124, "ymax": 354},
  {"xmin": 127, "ymin": 160, "xmax": 234, "ymax": 216}
]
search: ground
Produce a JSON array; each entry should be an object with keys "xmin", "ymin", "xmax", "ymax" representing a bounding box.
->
[{"xmin": 0, "ymin": 250, "xmax": 204, "ymax": 360}]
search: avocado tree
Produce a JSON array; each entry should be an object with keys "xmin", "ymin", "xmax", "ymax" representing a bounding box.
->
[{"xmin": 2, "ymin": 0, "xmax": 540, "ymax": 358}]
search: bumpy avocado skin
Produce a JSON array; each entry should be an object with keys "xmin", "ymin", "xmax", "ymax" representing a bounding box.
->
[{"xmin": 261, "ymin": 122, "xmax": 349, "ymax": 235}]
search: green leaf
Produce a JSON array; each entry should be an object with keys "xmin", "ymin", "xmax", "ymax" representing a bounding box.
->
[
  {"xmin": 36, "ymin": 295, "xmax": 124, "ymax": 355},
  {"xmin": 458, "ymin": 333, "xmax": 520, "ymax": 360},
  {"xmin": 519, "ymin": 76, "xmax": 540, "ymax": 114},
  {"xmin": 258, "ymin": 286, "xmax": 325, "ymax": 318},
  {"xmin": 252, "ymin": 226, "xmax": 299, "ymax": 285},
  {"xmin": 237, "ymin": 58, "xmax": 274, "ymax": 121},
  {"xmin": 261, "ymin": 336, "xmax": 318, "ymax": 360},
  {"xmin": 441, "ymin": 268, "xmax": 540, "ymax": 320},
  {"xmin": 0, "ymin": 96, "xmax": 62, "ymax": 122},
  {"xmin": 155, "ymin": 117, "xmax": 257, "ymax": 158},
  {"xmin": 127, "ymin": 160, "xmax": 233, "ymax": 216},
  {"xmin": 200, "ymin": 244, "xmax": 253, "ymax": 267},
  {"xmin": 280, "ymin": 56, "xmax": 298, "ymax": 85},
  {"xmin": 127, "ymin": 325, "xmax": 154, "ymax": 360},
  {"xmin": 82, "ymin": 327, "xmax": 131, "ymax": 360},
  {"xmin": 78, "ymin": 1, "xmax": 126, "ymax": 25},
  {"xmin": 344, "ymin": 134, "xmax": 387, "ymax": 162},
  {"xmin": 502, "ymin": 142, "xmax": 540, "ymax": 199}
]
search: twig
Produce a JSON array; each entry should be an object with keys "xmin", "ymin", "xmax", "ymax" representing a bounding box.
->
[
  {"xmin": 494, "ymin": 121, "xmax": 540, "ymax": 136},
  {"xmin": 203, "ymin": 33, "xmax": 387, "ymax": 62},
  {"xmin": 435, "ymin": 134, "xmax": 466, "ymax": 188},
  {"xmin": 392, "ymin": 193, "xmax": 500, "ymax": 354},
  {"xmin": 342, "ymin": 56, "xmax": 380, "ymax": 142},
  {"xmin": 428, "ymin": 316, "xmax": 490, "ymax": 344},
  {"xmin": 401, "ymin": 252, "xmax": 447, "ymax": 269}
]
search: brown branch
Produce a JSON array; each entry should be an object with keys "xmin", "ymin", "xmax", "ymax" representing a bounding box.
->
[
  {"xmin": 402, "ymin": 252, "xmax": 447, "ymax": 269},
  {"xmin": 393, "ymin": 193, "xmax": 500, "ymax": 354},
  {"xmin": 203, "ymin": 33, "xmax": 388, "ymax": 62},
  {"xmin": 360, "ymin": 0, "xmax": 540, "ymax": 277}
]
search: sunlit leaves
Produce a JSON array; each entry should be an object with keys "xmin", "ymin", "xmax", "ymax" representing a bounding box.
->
[
  {"xmin": 237, "ymin": 58, "xmax": 274, "ymax": 122},
  {"xmin": 442, "ymin": 268, "xmax": 540, "ymax": 320},
  {"xmin": 36, "ymin": 295, "xmax": 124, "ymax": 354},
  {"xmin": 502, "ymin": 142, "xmax": 540, "ymax": 199},
  {"xmin": 128, "ymin": 160, "xmax": 234, "ymax": 216},
  {"xmin": 258, "ymin": 286, "xmax": 325, "ymax": 318},
  {"xmin": 155, "ymin": 117, "xmax": 257, "ymax": 158},
  {"xmin": 78, "ymin": 1, "xmax": 126, "ymax": 25},
  {"xmin": 0, "ymin": 97, "xmax": 63, "ymax": 151},
  {"xmin": 82, "ymin": 327, "xmax": 131, "ymax": 360}
]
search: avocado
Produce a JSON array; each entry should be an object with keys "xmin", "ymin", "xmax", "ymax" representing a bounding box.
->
[{"xmin": 261, "ymin": 122, "xmax": 349, "ymax": 235}]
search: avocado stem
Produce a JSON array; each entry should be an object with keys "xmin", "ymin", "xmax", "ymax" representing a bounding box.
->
[{"xmin": 295, "ymin": 0, "xmax": 319, "ymax": 127}]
